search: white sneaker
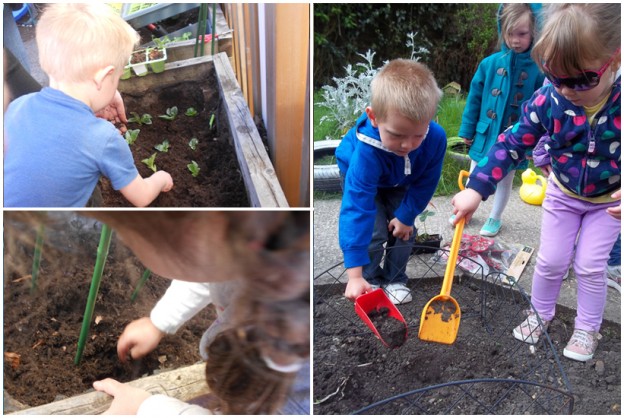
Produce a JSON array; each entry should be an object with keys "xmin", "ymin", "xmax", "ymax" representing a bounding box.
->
[{"xmin": 383, "ymin": 283, "xmax": 412, "ymax": 304}]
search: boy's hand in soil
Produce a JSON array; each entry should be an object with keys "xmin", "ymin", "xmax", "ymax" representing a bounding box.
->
[
  {"xmin": 388, "ymin": 217, "xmax": 412, "ymax": 241},
  {"xmin": 95, "ymin": 90, "xmax": 128, "ymax": 134},
  {"xmin": 451, "ymin": 188, "xmax": 483, "ymax": 225},
  {"xmin": 117, "ymin": 317, "xmax": 165, "ymax": 362},
  {"xmin": 120, "ymin": 171, "xmax": 174, "ymax": 207},
  {"xmin": 345, "ymin": 267, "xmax": 373, "ymax": 301},
  {"xmin": 93, "ymin": 378, "xmax": 151, "ymax": 414}
]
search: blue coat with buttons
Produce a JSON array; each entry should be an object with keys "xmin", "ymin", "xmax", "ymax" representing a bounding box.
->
[{"xmin": 459, "ymin": 3, "xmax": 544, "ymax": 167}]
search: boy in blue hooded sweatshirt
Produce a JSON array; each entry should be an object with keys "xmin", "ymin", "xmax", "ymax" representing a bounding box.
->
[
  {"xmin": 456, "ymin": 3, "xmax": 544, "ymax": 236},
  {"xmin": 336, "ymin": 59, "xmax": 446, "ymax": 305}
]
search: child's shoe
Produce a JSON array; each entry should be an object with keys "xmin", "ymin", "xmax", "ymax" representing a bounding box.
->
[
  {"xmin": 607, "ymin": 265, "xmax": 621, "ymax": 293},
  {"xmin": 383, "ymin": 283, "xmax": 412, "ymax": 305},
  {"xmin": 479, "ymin": 217, "xmax": 502, "ymax": 237},
  {"xmin": 563, "ymin": 329, "xmax": 601, "ymax": 362},
  {"xmin": 512, "ymin": 311, "xmax": 550, "ymax": 344}
]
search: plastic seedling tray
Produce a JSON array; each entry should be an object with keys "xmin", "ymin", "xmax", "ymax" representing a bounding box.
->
[{"xmin": 146, "ymin": 47, "xmax": 167, "ymax": 74}]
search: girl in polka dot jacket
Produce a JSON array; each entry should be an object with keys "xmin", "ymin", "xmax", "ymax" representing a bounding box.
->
[{"xmin": 451, "ymin": 3, "xmax": 621, "ymax": 362}]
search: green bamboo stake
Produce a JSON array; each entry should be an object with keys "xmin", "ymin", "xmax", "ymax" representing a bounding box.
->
[
  {"xmin": 194, "ymin": 4, "xmax": 208, "ymax": 57},
  {"xmin": 74, "ymin": 224, "xmax": 113, "ymax": 365},
  {"xmin": 131, "ymin": 269, "xmax": 151, "ymax": 302},
  {"xmin": 211, "ymin": 3, "xmax": 217, "ymax": 56},
  {"xmin": 30, "ymin": 224, "xmax": 45, "ymax": 294}
]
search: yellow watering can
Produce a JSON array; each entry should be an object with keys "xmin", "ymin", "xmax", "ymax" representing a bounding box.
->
[{"xmin": 519, "ymin": 168, "xmax": 547, "ymax": 206}]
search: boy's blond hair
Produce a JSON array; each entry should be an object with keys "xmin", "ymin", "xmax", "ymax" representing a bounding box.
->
[
  {"xmin": 370, "ymin": 59, "xmax": 442, "ymax": 124},
  {"xmin": 532, "ymin": 4, "xmax": 621, "ymax": 77},
  {"xmin": 36, "ymin": 3, "xmax": 139, "ymax": 83}
]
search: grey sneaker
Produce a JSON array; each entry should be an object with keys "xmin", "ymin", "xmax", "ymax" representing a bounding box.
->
[
  {"xmin": 607, "ymin": 265, "xmax": 621, "ymax": 293},
  {"xmin": 563, "ymin": 329, "xmax": 602, "ymax": 362},
  {"xmin": 513, "ymin": 311, "xmax": 550, "ymax": 344}
]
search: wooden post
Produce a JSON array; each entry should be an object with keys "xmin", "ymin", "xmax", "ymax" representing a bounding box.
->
[
  {"xmin": 263, "ymin": 4, "xmax": 310, "ymax": 207},
  {"xmin": 9, "ymin": 364, "xmax": 209, "ymax": 415}
]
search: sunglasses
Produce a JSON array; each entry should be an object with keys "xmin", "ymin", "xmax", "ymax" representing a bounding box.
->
[{"xmin": 544, "ymin": 47, "xmax": 620, "ymax": 91}]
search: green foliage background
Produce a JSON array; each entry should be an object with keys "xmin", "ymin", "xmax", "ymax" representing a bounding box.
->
[{"xmin": 313, "ymin": 4, "xmax": 499, "ymax": 91}]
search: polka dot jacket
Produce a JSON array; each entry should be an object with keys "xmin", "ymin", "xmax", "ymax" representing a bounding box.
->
[{"xmin": 469, "ymin": 77, "xmax": 621, "ymax": 200}]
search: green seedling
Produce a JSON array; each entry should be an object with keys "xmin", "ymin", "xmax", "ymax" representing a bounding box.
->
[
  {"xmin": 141, "ymin": 153, "xmax": 157, "ymax": 172},
  {"xmin": 131, "ymin": 269, "xmax": 151, "ymax": 302},
  {"xmin": 75, "ymin": 224, "xmax": 113, "ymax": 365},
  {"xmin": 187, "ymin": 160, "xmax": 200, "ymax": 177},
  {"xmin": 209, "ymin": 113, "xmax": 215, "ymax": 130},
  {"xmin": 174, "ymin": 31, "xmax": 192, "ymax": 42},
  {"xmin": 124, "ymin": 129, "xmax": 140, "ymax": 145},
  {"xmin": 154, "ymin": 139, "xmax": 170, "ymax": 153},
  {"xmin": 128, "ymin": 112, "xmax": 152, "ymax": 125},
  {"xmin": 188, "ymin": 137, "xmax": 199, "ymax": 150},
  {"xmin": 158, "ymin": 106, "xmax": 178, "ymax": 121},
  {"xmin": 31, "ymin": 224, "xmax": 45, "ymax": 294},
  {"xmin": 152, "ymin": 35, "xmax": 171, "ymax": 49},
  {"xmin": 185, "ymin": 107, "xmax": 198, "ymax": 117}
]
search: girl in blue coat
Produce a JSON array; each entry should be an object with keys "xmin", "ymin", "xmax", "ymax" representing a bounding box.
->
[{"xmin": 458, "ymin": 3, "xmax": 544, "ymax": 236}]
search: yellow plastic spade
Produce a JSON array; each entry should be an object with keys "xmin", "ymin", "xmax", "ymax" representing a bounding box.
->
[{"xmin": 418, "ymin": 170, "xmax": 470, "ymax": 344}]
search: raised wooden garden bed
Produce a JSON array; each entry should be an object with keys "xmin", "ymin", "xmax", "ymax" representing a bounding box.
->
[{"xmin": 107, "ymin": 52, "xmax": 287, "ymax": 208}]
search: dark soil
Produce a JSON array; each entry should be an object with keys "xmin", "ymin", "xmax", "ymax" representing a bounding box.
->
[
  {"xmin": 3, "ymin": 213, "xmax": 216, "ymax": 412},
  {"xmin": 98, "ymin": 77, "xmax": 250, "ymax": 207},
  {"xmin": 367, "ymin": 307, "xmax": 407, "ymax": 348},
  {"xmin": 130, "ymin": 50, "xmax": 146, "ymax": 65},
  {"xmin": 313, "ymin": 279, "xmax": 621, "ymax": 415}
]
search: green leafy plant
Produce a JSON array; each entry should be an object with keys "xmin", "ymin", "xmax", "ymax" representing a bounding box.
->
[
  {"xmin": 128, "ymin": 112, "xmax": 152, "ymax": 125},
  {"xmin": 187, "ymin": 160, "xmax": 200, "ymax": 177},
  {"xmin": 188, "ymin": 137, "xmax": 199, "ymax": 150},
  {"xmin": 141, "ymin": 153, "xmax": 157, "ymax": 172},
  {"xmin": 154, "ymin": 139, "xmax": 170, "ymax": 153},
  {"xmin": 185, "ymin": 107, "xmax": 198, "ymax": 117},
  {"xmin": 417, "ymin": 208, "xmax": 436, "ymax": 237},
  {"xmin": 124, "ymin": 129, "xmax": 140, "ymax": 145},
  {"xmin": 158, "ymin": 106, "xmax": 179, "ymax": 121},
  {"xmin": 209, "ymin": 113, "xmax": 215, "ymax": 130}
]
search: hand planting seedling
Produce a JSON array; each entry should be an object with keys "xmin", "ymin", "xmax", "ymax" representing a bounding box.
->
[
  {"xmin": 187, "ymin": 160, "xmax": 200, "ymax": 177},
  {"xmin": 159, "ymin": 106, "xmax": 178, "ymax": 121},
  {"xmin": 188, "ymin": 137, "xmax": 199, "ymax": 150},
  {"xmin": 128, "ymin": 112, "xmax": 152, "ymax": 126},
  {"xmin": 124, "ymin": 129, "xmax": 140, "ymax": 145},
  {"xmin": 185, "ymin": 107, "xmax": 198, "ymax": 117},
  {"xmin": 141, "ymin": 153, "xmax": 157, "ymax": 172},
  {"xmin": 154, "ymin": 139, "xmax": 170, "ymax": 153}
]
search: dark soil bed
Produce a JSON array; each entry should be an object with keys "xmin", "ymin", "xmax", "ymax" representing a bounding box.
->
[
  {"xmin": 98, "ymin": 77, "xmax": 250, "ymax": 207},
  {"xmin": 3, "ymin": 213, "xmax": 216, "ymax": 412},
  {"xmin": 313, "ymin": 280, "xmax": 621, "ymax": 415}
]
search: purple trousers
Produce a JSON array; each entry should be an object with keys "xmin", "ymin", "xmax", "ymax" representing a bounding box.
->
[{"xmin": 531, "ymin": 179, "xmax": 620, "ymax": 332}]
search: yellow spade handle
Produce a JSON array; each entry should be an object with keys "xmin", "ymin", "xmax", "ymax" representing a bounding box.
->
[{"xmin": 441, "ymin": 170, "xmax": 470, "ymax": 296}]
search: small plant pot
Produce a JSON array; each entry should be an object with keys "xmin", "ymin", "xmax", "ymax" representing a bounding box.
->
[
  {"xmin": 412, "ymin": 234, "xmax": 443, "ymax": 254},
  {"xmin": 128, "ymin": 49, "xmax": 149, "ymax": 76},
  {"xmin": 147, "ymin": 47, "xmax": 167, "ymax": 74},
  {"xmin": 120, "ymin": 66, "xmax": 132, "ymax": 80}
]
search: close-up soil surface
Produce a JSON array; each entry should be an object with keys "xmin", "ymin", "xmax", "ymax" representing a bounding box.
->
[
  {"xmin": 98, "ymin": 78, "xmax": 249, "ymax": 208},
  {"xmin": 3, "ymin": 213, "xmax": 216, "ymax": 412},
  {"xmin": 313, "ymin": 277, "xmax": 621, "ymax": 415}
]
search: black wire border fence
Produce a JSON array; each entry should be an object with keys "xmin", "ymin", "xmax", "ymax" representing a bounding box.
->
[{"xmin": 313, "ymin": 243, "xmax": 575, "ymax": 415}]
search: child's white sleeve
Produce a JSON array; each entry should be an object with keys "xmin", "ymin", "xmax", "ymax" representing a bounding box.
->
[
  {"xmin": 137, "ymin": 394, "xmax": 213, "ymax": 415},
  {"xmin": 150, "ymin": 280, "xmax": 212, "ymax": 334}
]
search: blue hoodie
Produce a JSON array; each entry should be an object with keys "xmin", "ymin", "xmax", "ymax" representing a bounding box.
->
[{"xmin": 336, "ymin": 113, "xmax": 446, "ymax": 268}]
